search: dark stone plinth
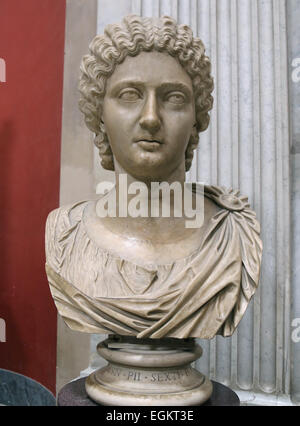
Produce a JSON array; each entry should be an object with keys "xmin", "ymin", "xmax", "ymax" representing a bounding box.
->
[
  {"xmin": 0, "ymin": 368, "xmax": 56, "ymax": 406},
  {"xmin": 57, "ymin": 377, "xmax": 240, "ymax": 407},
  {"xmin": 202, "ymin": 381, "xmax": 240, "ymax": 406}
]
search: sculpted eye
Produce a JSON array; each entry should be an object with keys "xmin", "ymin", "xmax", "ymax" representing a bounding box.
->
[
  {"xmin": 166, "ymin": 92, "xmax": 186, "ymax": 104},
  {"xmin": 118, "ymin": 88, "xmax": 141, "ymax": 102}
]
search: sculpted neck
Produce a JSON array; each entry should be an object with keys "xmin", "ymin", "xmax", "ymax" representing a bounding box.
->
[
  {"xmin": 113, "ymin": 159, "xmax": 186, "ymax": 188},
  {"xmin": 96, "ymin": 159, "xmax": 195, "ymax": 244}
]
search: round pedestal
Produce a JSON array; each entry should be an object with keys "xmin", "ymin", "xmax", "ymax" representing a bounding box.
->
[
  {"xmin": 57, "ymin": 378, "xmax": 240, "ymax": 406},
  {"xmin": 85, "ymin": 336, "xmax": 213, "ymax": 406}
]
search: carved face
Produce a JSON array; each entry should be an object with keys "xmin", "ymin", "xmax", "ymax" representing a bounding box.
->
[{"xmin": 102, "ymin": 51, "xmax": 196, "ymax": 181}]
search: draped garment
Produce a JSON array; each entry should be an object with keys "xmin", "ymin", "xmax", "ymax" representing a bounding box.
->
[{"xmin": 45, "ymin": 185, "xmax": 262, "ymax": 339}]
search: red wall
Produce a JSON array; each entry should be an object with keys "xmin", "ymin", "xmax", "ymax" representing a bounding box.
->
[{"xmin": 0, "ymin": 0, "xmax": 66, "ymax": 394}]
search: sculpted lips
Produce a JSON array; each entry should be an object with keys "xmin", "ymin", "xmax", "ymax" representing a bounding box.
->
[{"xmin": 134, "ymin": 137, "xmax": 163, "ymax": 151}]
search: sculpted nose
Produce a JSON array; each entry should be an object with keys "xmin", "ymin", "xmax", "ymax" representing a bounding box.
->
[{"xmin": 139, "ymin": 93, "xmax": 161, "ymax": 133}]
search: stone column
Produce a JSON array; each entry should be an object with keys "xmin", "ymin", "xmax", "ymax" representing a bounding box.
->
[
  {"xmin": 287, "ymin": 0, "xmax": 300, "ymax": 407},
  {"xmin": 186, "ymin": 0, "xmax": 291, "ymax": 401},
  {"xmin": 57, "ymin": 0, "xmax": 98, "ymax": 394}
]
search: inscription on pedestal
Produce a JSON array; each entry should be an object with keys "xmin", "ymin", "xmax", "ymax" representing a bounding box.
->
[
  {"xmin": 90, "ymin": 340, "xmax": 209, "ymax": 403},
  {"xmin": 106, "ymin": 364, "xmax": 193, "ymax": 383}
]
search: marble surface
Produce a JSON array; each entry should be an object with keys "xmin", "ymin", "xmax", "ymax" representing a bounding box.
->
[
  {"xmin": 57, "ymin": 377, "xmax": 240, "ymax": 407},
  {"xmin": 288, "ymin": 0, "xmax": 300, "ymax": 405},
  {"xmin": 0, "ymin": 369, "xmax": 55, "ymax": 406},
  {"xmin": 84, "ymin": 338, "xmax": 213, "ymax": 406}
]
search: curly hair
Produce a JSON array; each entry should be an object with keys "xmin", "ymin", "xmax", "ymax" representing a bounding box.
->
[{"xmin": 79, "ymin": 15, "xmax": 214, "ymax": 172}]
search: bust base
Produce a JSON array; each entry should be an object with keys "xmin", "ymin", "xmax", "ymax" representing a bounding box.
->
[
  {"xmin": 85, "ymin": 336, "xmax": 213, "ymax": 406},
  {"xmin": 57, "ymin": 377, "xmax": 240, "ymax": 406},
  {"xmin": 86, "ymin": 370, "xmax": 212, "ymax": 406}
]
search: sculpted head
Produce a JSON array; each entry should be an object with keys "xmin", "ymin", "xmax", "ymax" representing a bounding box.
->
[{"xmin": 79, "ymin": 15, "xmax": 214, "ymax": 175}]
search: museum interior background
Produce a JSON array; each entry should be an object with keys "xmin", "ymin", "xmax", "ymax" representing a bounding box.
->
[{"xmin": 0, "ymin": 0, "xmax": 299, "ymax": 405}]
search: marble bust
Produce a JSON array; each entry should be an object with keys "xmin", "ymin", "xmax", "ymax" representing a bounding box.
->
[{"xmin": 45, "ymin": 15, "xmax": 262, "ymax": 341}]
